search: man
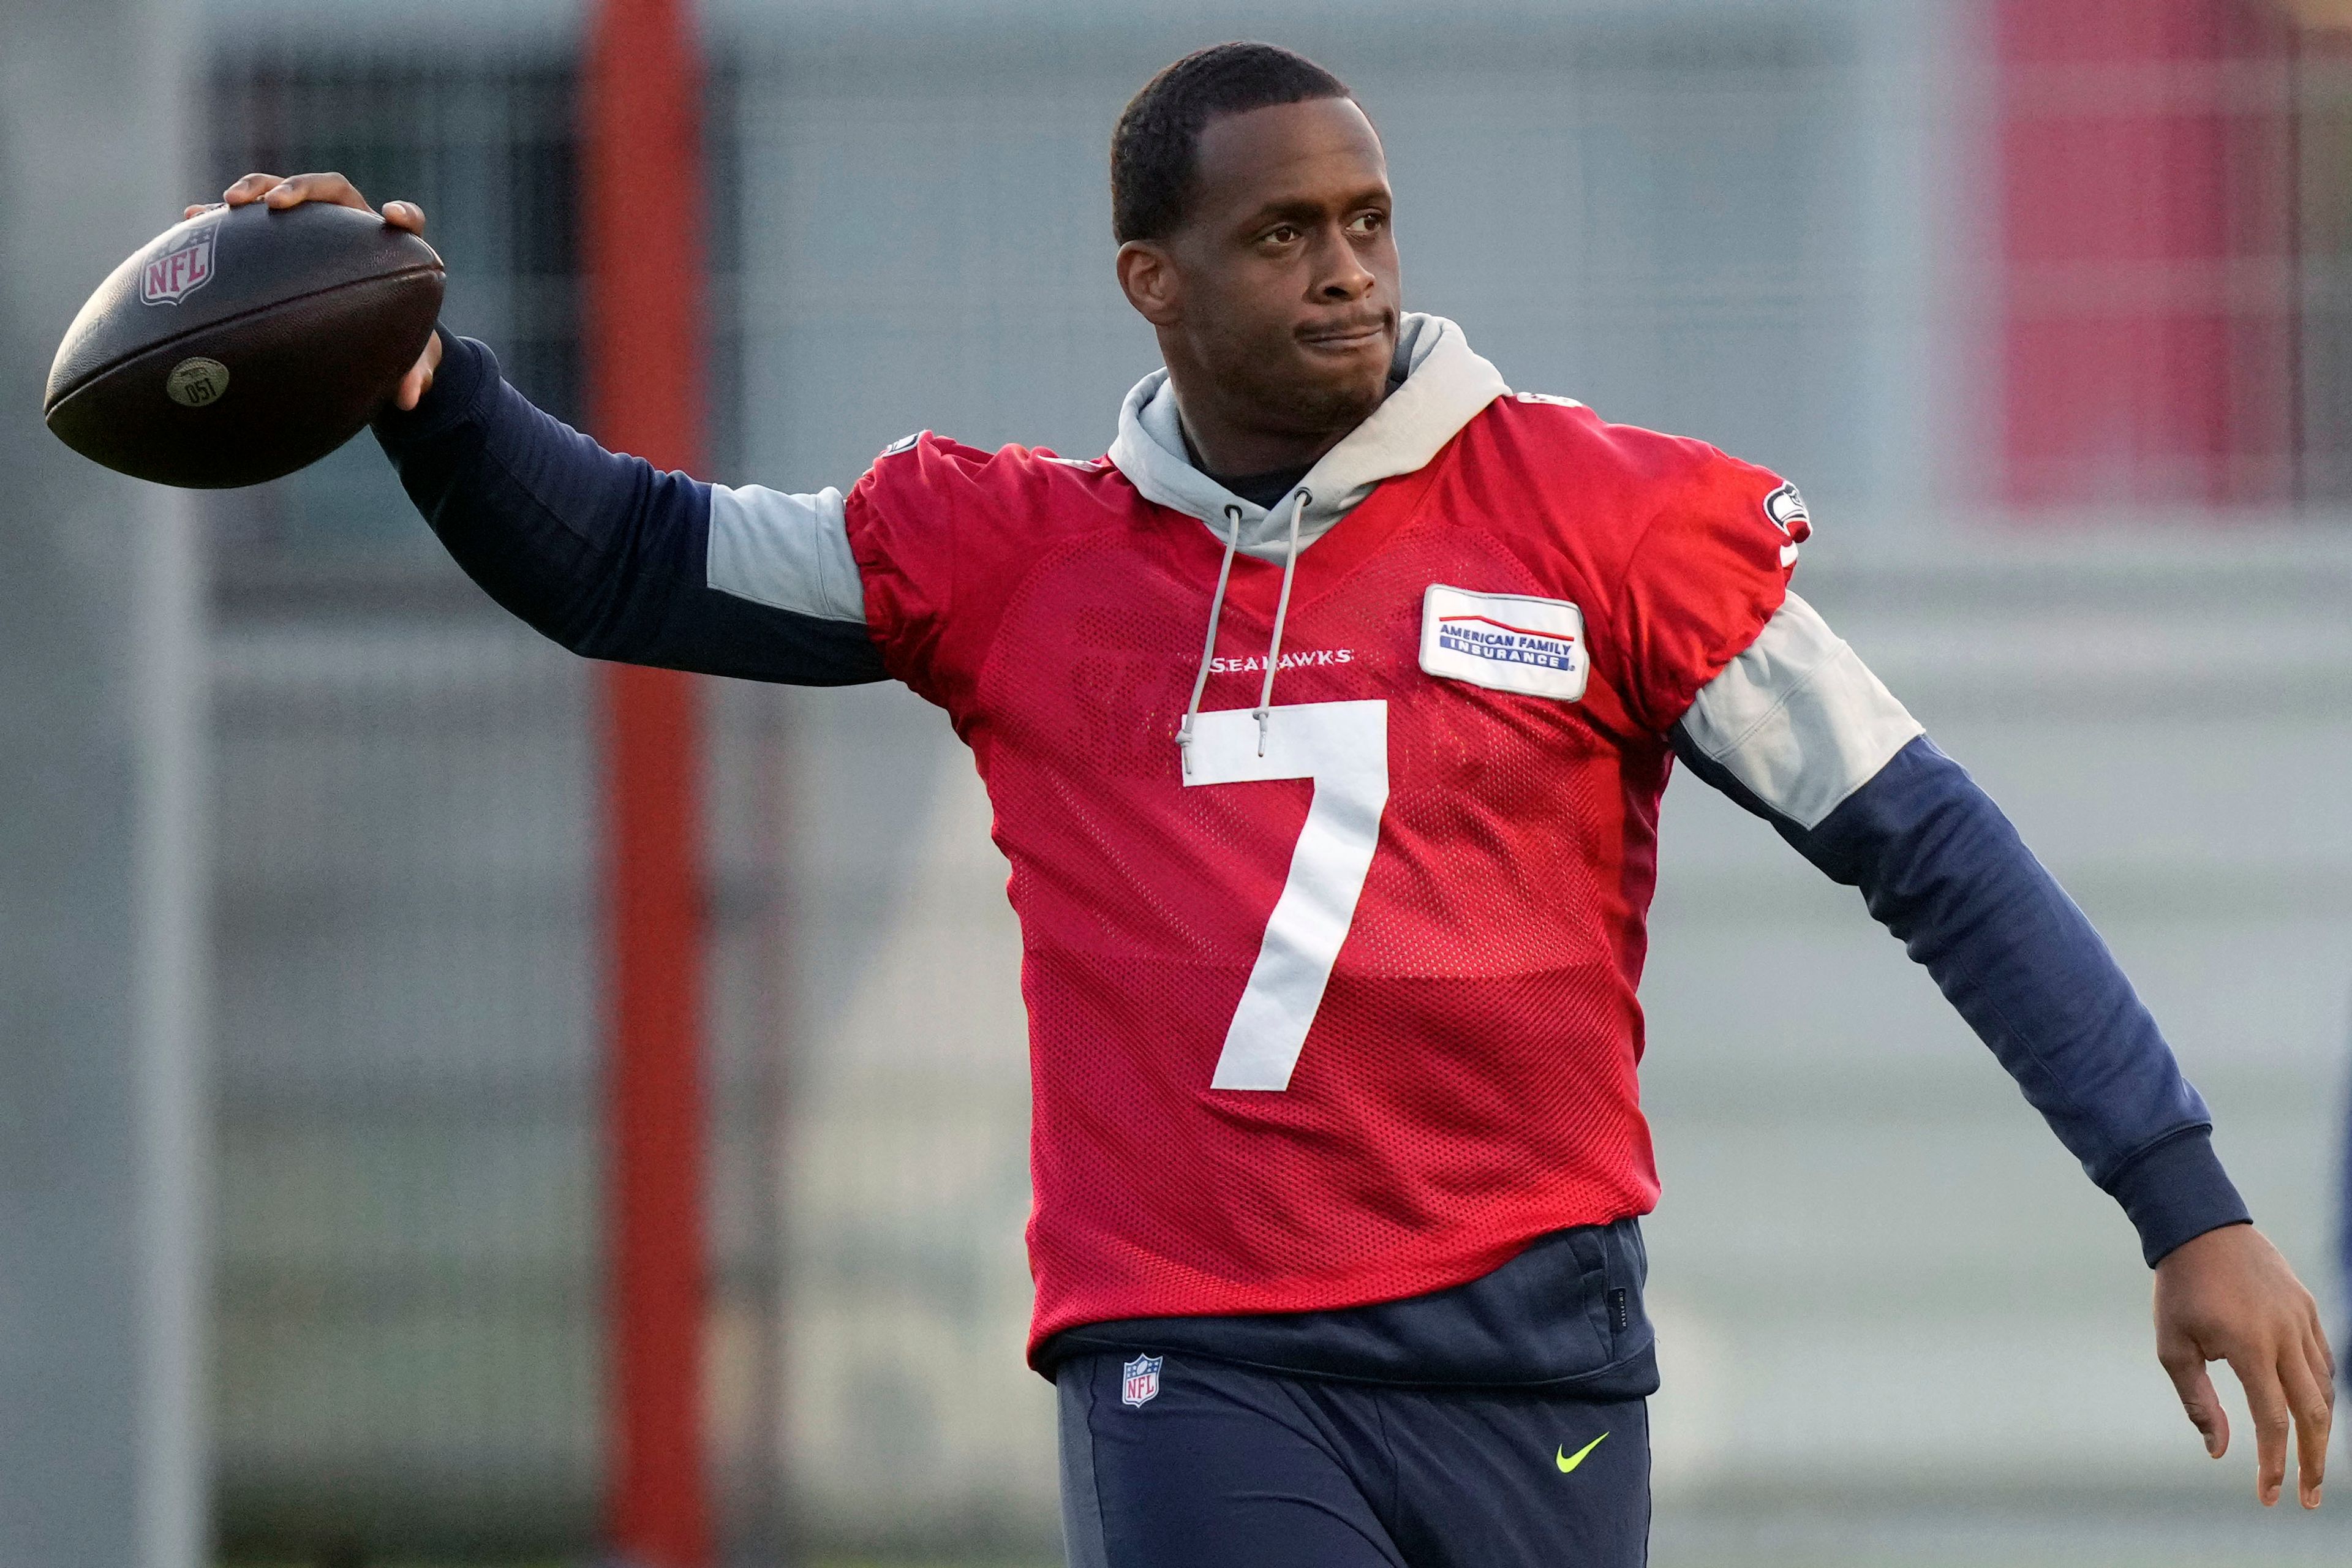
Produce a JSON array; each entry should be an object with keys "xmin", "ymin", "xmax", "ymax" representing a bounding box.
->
[{"xmin": 208, "ymin": 40, "xmax": 2331, "ymax": 1567}]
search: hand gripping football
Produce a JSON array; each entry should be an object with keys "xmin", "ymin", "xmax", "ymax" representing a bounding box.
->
[{"xmin": 43, "ymin": 200, "xmax": 445, "ymax": 488}]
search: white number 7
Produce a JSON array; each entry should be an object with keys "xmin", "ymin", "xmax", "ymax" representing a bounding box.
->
[{"xmin": 1182, "ymin": 700, "xmax": 1390, "ymax": 1090}]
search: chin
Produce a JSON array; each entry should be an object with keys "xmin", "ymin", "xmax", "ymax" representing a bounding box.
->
[
  {"xmin": 1297, "ymin": 365, "xmax": 1390, "ymax": 431},
  {"xmin": 1224, "ymin": 337, "xmax": 1394, "ymax": 437}
]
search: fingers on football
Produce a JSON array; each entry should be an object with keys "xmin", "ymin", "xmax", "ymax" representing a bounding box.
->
[
  {"xmin": 214, "ymin": 172, "xmax": 424, "ymax": 234},
  {"xmin": 262, "ymin": 172, "xmax": 374, "ymax": 213},
  {"xmin": 394, "ymin": 361, "xmax": 431, "ymax": 412},
  {"xmin": 392, "ymin": 330, "xmax": 442, "ymax": 412},
  {"xmin": 220, "ymin": 172, "xmax": 285, "ymax": 205},
  {"xmin": 2159, "ymin": 1327, "xmax": 2228, "ymax": 1458}
]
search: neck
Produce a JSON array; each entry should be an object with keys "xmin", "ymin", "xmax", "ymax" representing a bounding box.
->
[
  {"xmin": 1162, "ymin": 365, "xmax": 1370, "ymax": 479},
  {"xmin": 1177, "ymin": 412, "xmax": 1348, "ymax": 480}
]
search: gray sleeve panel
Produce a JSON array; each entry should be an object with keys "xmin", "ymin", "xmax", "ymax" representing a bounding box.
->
[
  {"xmin": 705, "ymin": 481, "xmax": 868, "ymax": 624},
  {"xmin": 1679, "ymin": 591, "xmax": 1924, "ymax": 831}
]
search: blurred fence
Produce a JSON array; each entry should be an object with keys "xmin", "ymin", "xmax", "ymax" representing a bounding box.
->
[
  {"xmin": 190, "ymin": 3, "xmax": 2352, "ymax": 1566},
  {"xmin": 1995, "ymin": 1, "xmax": 2352, "ymax": 507},
  {"xmin": 202, "ymin": 40, "xmax": 786, "ymax": 1562}
]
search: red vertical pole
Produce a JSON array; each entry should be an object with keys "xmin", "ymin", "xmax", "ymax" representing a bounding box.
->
[{"xmin": 581, "ymin": 1, "xmax": 712, "ymax": 1565}]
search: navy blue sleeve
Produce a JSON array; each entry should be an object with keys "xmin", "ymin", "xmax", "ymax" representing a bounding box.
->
[
  {"xmin": 1673, "ymin": 729, "xmax": 2249, "ymax": 1267},
  {"xmin": 371, "ymin": 331, "xmax": 886, "ymax": 686}
]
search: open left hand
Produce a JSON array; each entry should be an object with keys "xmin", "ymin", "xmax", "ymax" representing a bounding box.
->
[{"xmin": 2154, "ymin": 1223, "xmax": 2334, "ymax": 1507}]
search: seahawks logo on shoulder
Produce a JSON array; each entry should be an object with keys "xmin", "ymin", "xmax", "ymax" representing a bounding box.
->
[
  {"xmin": 877, "ymin": 431, "xmax": 922, "ymax": 458},
  {"xmin": 1762, "ymin": 482, "xmax": 1809, "ymax": 536}
]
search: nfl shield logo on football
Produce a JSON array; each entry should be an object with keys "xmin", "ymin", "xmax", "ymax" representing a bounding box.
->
[
  {"xmin": 1120, "ymin": 1353, "xmax": 1163, "ymax": 1408},
  {"xmin": 141, "ymin": 222, "xmax": 217, "ymax": 306}
]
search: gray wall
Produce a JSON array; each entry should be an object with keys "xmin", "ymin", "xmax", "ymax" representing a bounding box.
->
[{"xmin": 0, "ymin": 4, "xmax": 206, "ymax": 1567}]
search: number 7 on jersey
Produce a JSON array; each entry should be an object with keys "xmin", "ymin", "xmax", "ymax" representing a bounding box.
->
[{"xmin": 1182, "ymin": 701, "xmax": 1390, "ymax": 1090}]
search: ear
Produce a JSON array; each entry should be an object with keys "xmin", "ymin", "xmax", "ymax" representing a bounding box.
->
[{"xmin": 1116, "ymin": 239, "xmax": 1183, "ymax": 327}]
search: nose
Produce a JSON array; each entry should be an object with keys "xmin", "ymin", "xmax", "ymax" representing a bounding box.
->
[{"xmin": 1310, "ymin": 225, "xmax": 1376, "ymax": 303}]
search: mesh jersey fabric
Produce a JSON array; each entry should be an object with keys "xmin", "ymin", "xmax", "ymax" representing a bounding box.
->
[{"xmin": 841, "ymin": 394, "xmax": 1806, "ymax": 1360}]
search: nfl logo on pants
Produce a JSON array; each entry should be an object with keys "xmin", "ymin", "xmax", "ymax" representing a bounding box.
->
[{"xmin": 1121, "ymin": 1354, "xmax": 1163, "ymax": 1408}]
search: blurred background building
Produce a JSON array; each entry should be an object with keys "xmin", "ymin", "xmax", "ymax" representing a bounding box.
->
[{"xmin": 5, "ymin": 0, "xmax": 2352, "ymax": 1564}]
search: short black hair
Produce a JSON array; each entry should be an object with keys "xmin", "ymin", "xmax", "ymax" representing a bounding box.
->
[{"xmin": 1110, "ymin": 42, "xmax": 1355, "ymax": 243}]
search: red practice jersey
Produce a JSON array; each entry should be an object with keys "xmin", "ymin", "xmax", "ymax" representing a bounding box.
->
[{"xmin": 842, "ymin": 394, "xmax": 1804, "ymax": 1358}]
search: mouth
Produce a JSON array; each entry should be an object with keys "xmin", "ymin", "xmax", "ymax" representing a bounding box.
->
[{"xmin": 1296, "ymin": 314, "xmax": 1394, "ymax": 357}]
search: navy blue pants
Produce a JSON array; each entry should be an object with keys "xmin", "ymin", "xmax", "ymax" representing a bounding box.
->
[{"xmin": 1056, "ymin": 1351, "xmax": 1649, "ymax": 1567}]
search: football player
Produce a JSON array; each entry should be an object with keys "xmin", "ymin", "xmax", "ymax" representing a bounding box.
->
[{"xmin": 214, "ymin": 40, "xmax": 2332, "ymax": 1567}]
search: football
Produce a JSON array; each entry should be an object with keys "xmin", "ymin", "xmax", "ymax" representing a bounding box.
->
[{"xmin": 43, "ymin": 200, "xmax": 444, "ymax": 489}]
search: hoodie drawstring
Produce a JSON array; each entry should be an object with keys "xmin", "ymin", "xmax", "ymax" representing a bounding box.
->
[
  {"xmin": 1253, "ymin": 489, "xmax": 1309, "ymax": 756},
  {"xmin": 1177, "ymin": 503, "xmax": 1246, "ymax": 777},
  {"xmin": 1176, "ymin": 489, "xmax": 1313, "ymax": 773}
]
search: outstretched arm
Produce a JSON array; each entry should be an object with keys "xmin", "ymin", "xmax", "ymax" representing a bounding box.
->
[
  {"xmin": 1673, "ymin": 592, "xmax": 2334, "ymax": 1508},
  {"xmin": 373, "ymin": 329, "xmax": 883, "ymax": 684},
  {"xmin": 210, "ymin": 171, "xmax": 885, "ymax": 688}
]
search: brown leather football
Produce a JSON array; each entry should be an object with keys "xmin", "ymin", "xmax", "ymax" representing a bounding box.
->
[{"xmin": 43, "ymin": 201, "xmax": 444, "ymax": 489}]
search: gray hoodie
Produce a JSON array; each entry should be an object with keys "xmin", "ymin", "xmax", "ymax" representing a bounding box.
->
[{"xmin": 1105, "ymin": 311, "xmax": 1512, "ymax": 564}]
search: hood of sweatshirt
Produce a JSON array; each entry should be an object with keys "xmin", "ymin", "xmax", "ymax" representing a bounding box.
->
[
  {"xmin": 1107, "ymin": 312, "xmax": 1510, "ymax": 564},
  {"xmin": 1114, "ymin": 313, "xmax": 1513, "ymax": 769}
]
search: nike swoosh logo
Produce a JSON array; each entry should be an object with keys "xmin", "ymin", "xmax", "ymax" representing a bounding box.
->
[{"xmin": 1555, "ymin": 1431, "xmax": 1609, "ymax": 1474}]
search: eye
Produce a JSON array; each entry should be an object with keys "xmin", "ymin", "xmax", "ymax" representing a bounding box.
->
[
  {"xmin": 1347, "ymin": 210, "xmax": 1387, "ymax": 238},
  {"xmin": 1262, "ymin": 222, "xmax": 1302, "ymax": 245}
]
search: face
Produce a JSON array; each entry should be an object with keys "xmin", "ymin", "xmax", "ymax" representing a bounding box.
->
[{"xmin": 1119, "ymin": 97, "xmax": 1402, "ymax": 446}]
